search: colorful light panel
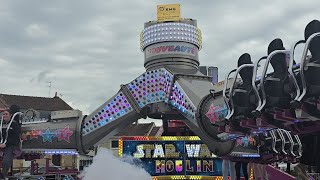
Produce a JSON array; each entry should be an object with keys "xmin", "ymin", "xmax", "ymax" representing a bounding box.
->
[
  {"xmin": 140, "ymin": 22, "xmax": 202, "ymax": 50},
  {"xmin": 120, "ymin": 136, "xmax": 200, "ymax": 142},
  {"xmin": 126, "ymin": 68, "xmax": 173, "ymax": 108},
  {"xmin": 205, "ymin": 103, "xmax": 228, "ymax": 124},
  {"xmin": 169, "ymin": 83, "xmax": 196, "ymax": 120},
  {"xmin": 151, "ymin": 176, "xmax": 223, "ymax": 180},
  {"xmin": 22, "ymin": 125, "xmax": 73, "ymax": 143},
  {"xmin": 151, "ymin": 175, "xmax": 254, "ymax": 180},
  {"xmin": 235, "ymin": 135, "xmax": 257, "ymax": 147},
  {"xmin": 82, "ymin": 91, "xmax": 133, "ymax": 135}
]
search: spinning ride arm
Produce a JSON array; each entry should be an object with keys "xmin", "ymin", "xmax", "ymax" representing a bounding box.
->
[
  {"xmin": 19, "ymin": 68, "xmax": 235, "ymax": 156},
  {"xmin": 80, "ymin": 68, "xmax": 236, "ymax": 156}
]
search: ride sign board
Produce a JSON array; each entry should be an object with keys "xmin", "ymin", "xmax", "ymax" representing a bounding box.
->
[
  {"xmin": 119, "ymin": 136, "xmax": 224, "ymax": 177},
  {"xmin": 157, "ymin": 4, "xmax": 181, "ymax": 22},
  {"xmin": 145, "ymin": 42, "xmax": 198, "ymax": 60}
]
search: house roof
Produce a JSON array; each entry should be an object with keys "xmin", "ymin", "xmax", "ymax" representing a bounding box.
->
[
  {"xmin": 0, "ymin": 94, "xmax": 73, "ymax": 111},
  {"xmin": 115, "ymin": 122, "xmax": 155, "ymax": 136}
]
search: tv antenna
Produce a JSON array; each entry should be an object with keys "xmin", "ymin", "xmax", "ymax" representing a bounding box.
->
[{"xmin": 47, "ymin": 81, "xmax": 52, "ymax": 97}]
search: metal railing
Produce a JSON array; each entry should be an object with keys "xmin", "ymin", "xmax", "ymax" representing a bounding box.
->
[
  {"xmin": 307, "ymin": 173, "xmax": 320, "ymax": 180},
  {"xmin": 10, "ymin": 172, "xmax": 79, "ymax": 180}
]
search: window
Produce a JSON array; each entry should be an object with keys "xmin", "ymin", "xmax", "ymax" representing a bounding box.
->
[
  {"xmin": 52, "ymin": 154, "xmax": 61, "ymax": 166},
  {"xmin": 111, "ymin": 140, "xmax": 119, "ymax": 149}
]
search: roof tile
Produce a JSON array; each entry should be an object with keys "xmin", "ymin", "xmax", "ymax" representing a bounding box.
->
[{"xmin": 0, "ymin": 94, "xmax": 73, "ymax": 111}]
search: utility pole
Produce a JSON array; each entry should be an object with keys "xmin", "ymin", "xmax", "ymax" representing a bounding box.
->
[{"xmin": 47, "ymin": 81, "xmax": 52, "ymax": 97}]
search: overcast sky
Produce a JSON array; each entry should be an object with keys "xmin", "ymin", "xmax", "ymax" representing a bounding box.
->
[{"xmin": 0, "ymin": 0, "xmax": 319, "ymax": 121}]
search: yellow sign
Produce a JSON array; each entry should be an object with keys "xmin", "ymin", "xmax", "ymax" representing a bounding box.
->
[{"xmin": 157, "ymin": 4, "xmax": 181, "ymax": 22}]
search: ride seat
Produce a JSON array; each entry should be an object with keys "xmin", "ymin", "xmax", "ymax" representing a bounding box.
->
[
  {"xmin": 264, "ymin": 39, "xmax": 291, "ymax": 109},
  {"xmin": 304, "ymin": 20, "xmax": 320, "ymax": 96},
  {"xmin": 292, "ymin": 134, "xmax": 302, "ymax": 157},
  {"xmin": 232, "ymin": 53, "xmax": 256, "ymax": 117}
]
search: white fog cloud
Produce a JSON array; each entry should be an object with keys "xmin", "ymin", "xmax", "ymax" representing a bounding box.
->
[{"xmin": 82, "ymin": 148, "xmax": 150, "ymax": 180}]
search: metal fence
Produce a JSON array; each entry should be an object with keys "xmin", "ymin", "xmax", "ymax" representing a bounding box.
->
[
  {"xmin": 308, "ymin": 173, "xmax": 320, "ymax": 180},
  {"xmin": 9, "ymin": 172, "xmax": 79, "ymax": 180}
]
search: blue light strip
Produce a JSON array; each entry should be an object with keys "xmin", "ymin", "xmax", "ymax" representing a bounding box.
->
[
  {"xmin": 23, "ymin": 149, "xmax": 79, "ymax": 155},
  {"xmin": 230, "ymin": 152, "xmax": 260, "ymax": 158}
]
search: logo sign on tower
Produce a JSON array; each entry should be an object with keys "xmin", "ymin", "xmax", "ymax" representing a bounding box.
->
[
  {"xmin": 157, "ymin": 4, "xmax": 181, "ymax": 22},
  {"xmin": 145, "ymin": 42, "xmax": 198, "ymax": 59}
]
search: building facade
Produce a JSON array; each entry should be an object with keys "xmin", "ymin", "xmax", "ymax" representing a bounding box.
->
[{"xmin": 0, "ymin": 93, "xmax": 76, "ymax": 171}]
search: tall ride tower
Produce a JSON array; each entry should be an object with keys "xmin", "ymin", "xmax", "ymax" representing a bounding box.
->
[{"xmin": 141, "ymin": 18, "xmax": 202, "ymax": 71}]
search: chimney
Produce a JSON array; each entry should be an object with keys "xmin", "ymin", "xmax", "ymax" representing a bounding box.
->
[{"xmin": 54, "ymin": 92, "xmax": 58, "ymax": 98}]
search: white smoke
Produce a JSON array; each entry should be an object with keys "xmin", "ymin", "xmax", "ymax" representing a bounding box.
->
[{"xmin": 81, "ymin": 148, "xmax": 150, "ymax": 180}]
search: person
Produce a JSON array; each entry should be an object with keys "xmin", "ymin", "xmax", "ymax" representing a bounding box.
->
[
  {"xmin": 222, "ymin": 159, "xmax": 236, "ymax": 180},
  {"xmin": 235, "ymin": 161, "xmax": 249, "ymax": 180},
  {"xmin": 293, "ymin": 163, "xmax": 308, "ymax": 180},
  {"xmin": 253, "ymin": 163, "xmax": 268, "ymax": 180},
  {"xmin": 0, "ymin": 105, "xmax": 22, "ymax": 179}
]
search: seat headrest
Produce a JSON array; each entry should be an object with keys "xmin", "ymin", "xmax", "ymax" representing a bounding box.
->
[
  {"xmin": 237, "ymin": 53, "xmax": 253, "ymax": 86},
  {"xmin": 268, "ymin": 39, "xmax": 287, "ymax": 76},
  {"xmin": 305, "ymin": 20, "xmax": 320, "ymax": 40},
  {"xmin": 238, "ymin": 53, "xmax": 252, "ymax": 67},
  {"xmin": 304, "ymin": 20, "xmax": 320, "ymax": 61},
  {"xmin": 268, "ymin": 38, "xmax": 285, "ymax": 55}
]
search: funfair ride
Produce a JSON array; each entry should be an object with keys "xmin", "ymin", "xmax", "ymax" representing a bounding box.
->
[{"xmin": 5, "ymin": 14, "xmax": 320, "ymax": 171}]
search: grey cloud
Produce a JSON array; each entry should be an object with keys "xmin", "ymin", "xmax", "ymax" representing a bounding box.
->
[
  {"xmin": 0, "ymin": 0, "xmax": 319, "ymax": 116},
  {"xmin": 30, "ymin": 70, "xmax": 51, "ymax": 83}
]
